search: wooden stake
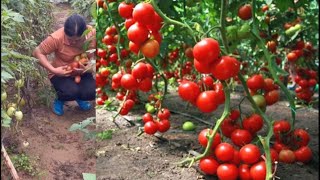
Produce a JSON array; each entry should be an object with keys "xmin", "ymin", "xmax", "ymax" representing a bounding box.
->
[{"xmin": 1, "ymin": 144, "xmax": 20, "ymax": 180}]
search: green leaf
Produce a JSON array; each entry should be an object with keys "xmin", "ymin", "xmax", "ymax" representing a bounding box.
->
[
  {"xmin": 82, "ymin": 173, "xmax": 96, "ymax": 180},
  {"xmin": 274, "ymin": 0, "xmax": 294, "ymax": 12},
  {"xmin": 1, "ymin": 71, "xmax": 14, "ymax": 82}
]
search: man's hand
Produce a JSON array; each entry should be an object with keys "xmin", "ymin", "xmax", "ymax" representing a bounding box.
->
[{"xmin": 53, "ymin": 66, "xmax": 73, "ymax": 76}]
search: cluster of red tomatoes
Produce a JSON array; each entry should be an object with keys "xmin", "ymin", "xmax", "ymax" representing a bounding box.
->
[
  {"xmin": 272, "ymin": 120, "xmax": 312, "ymax": 164},
  {"xmin": 197, "ymin": 109, "xmax": 312, "ymax": 179},
  {"xmin": 142, "ymin": 107, "xmax": 171, "ymax": 135},
  {"xmin": 293, "ymin": 68, "xmax": 317, "ymax": 103},
  {"xmin": 178, "ymin": 79, "xmax": 225, "ymax": 113},
  {"xmin": 198, "ymin": 124, "xmax": 268, "ymax": 179},
  {"xmin": 119, "ymin": 2, "xmax": 162, "ymax": 58},
  {"xmin": 95, "ymin": 23, "xmax": 131, "ymax": 106},
  {"xmin": 247, "ymin": 74, "xmax": 280, "ymax": 109}
]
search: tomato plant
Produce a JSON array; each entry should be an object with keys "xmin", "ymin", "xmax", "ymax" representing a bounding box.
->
[{"xmin": 96, "ymin": 0, "xmax": 318, "ymax": 179}]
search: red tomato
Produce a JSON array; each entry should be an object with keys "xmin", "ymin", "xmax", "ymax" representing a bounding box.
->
[
  {"xmin": 221, "ymin": 118, "xmax": 240, "ymax": 138},
  {"xmin": 199, "ymin": 157, "xmax": 219, "ymax": 175},
  {"xmin": 157, "ymin": 108, "xmax": 171, "ymax": 120},
  {"xmin": 202, "ymin": 76, "xmax": 214, "ymax": 88},
  {"xmin": 193, "ymin": 58, "xmax": 213, "ymax": 74},
  {"xmin": 293, "ymin": 128, "xmax": 310, "ymax": 147},
  {"xmin": 239, "ymin": 144, "xmax": 261, "ymax": 164},
  {"xmin": 250, "ymin": 161, "xmax": 266, "ymax": 180},
  {"xmin": 96, "ymin": 97, "xmax": 104, "ymax": 105},
  {"xmin": 261, "ymin": 5, "xmax": 269, "ymax": 12},
  {"xmin": 215, "ymin": 143, "xmax": 235, "ymax": 162},
  {"xmin": 247, "ymin": 74, "xmax": 265, "ymax": 91},
  {"xmin": 156, "ymin": 119, "xmax": 170, "ymax": 133},
  {"xmin": 132, "ymin": 62, "xmax": 148, "ymax": 80},
  {"xmin": 263, "ymin": 78, "xmax": 277, "ymax": 92},
  {"xmin": 279, "ymin": 149, "xmax": 296, "ymax": 163},
  {"xmin": 142, "ymin": 113, "xmax": 153, "ymax": 123},
  {"xmin": 144, "ymin": 121, "xmax": 158, "ymax": 135},
  {"xmin": 178, "ymin": 81, "xmax": 200, "ymax": 102},
  {"xmin": 97, "ymin": 48, "xmax": 107, "ymax": 58},
  {"xmin": 239, "ymin": 164, "xmax": 251, "ymax": 180},
  {"xmin": 287, "ymin": 52, "xmax": 298, "ymax": 62},
  {"xmin": 102, "ymin": 34, "xmax": 114, "ymax": 45},
  {"xmin": 217, "ymin": 164, "xmax": 238, "ymax": 180},
  {"xmin": 193, "ymin": 38, "xmax": 220, "ymax": 64},
  {"xmin": 127, "ymin": 22, "xmax": 149, "ymax": 45},
  {"xmin": 198, "ymin": 129, "xmax": 221, "ymax": 149},
  {"xmin": 230, "ymin": 150, "xmax": 241, "ymax": 165},
  {"xmin": 118, "ymin": 2, "xmax": 134, "ymax": 19},
  {"xmin": 129, "ymin": 41, "xmax": 140, "ymax": 54},
  {"xmin": 151, "ymin": 31, "xmax": 162, "ymax": 44},
  {"xmin": 211, "ymin": 56, "xmax": 240, "ymax": 80},
  {"xmin": 105, "ymin": 25, "xmax": 117, "ymax": 35},
  {"xmin": 138, "ymin": 77, "xmax": 152, "ymax": 92},
  {"xmin": 146, "ymin": 12, "xmax": 163, "ymax": 32},
  {"xmin": 267, "ymin": 40, "xmax": 277, "ymax": 52},
  {"xmin": 185, "ymin": 47, "xmax": 194, "ymax": 59},
  {"xmin": 264, "ymin": 90, "xmax": 280, "ymax": 105},
  {"xmin": 231, "ymin": 129, "xmax": 253, "ymax": 147},
  {"xmin": 229, "ymin": 109, "xmax": 240, "ymax": 121},
  {"xmin": 238, "ymin": 4, "xmax": 252, "ymax": 20},
  {"xmin": 132, "ymin": 2, "xmax": 155, "ymax": 25},
  {"xmin": 123, "ymin": 99, "xmax": 135, "ymax": 110},
  {"xmin": 272, "ymin": 141, "xmax": 289, "ymax": 153},
  {"xmin": 269, "ymin": 148, "xmax": 279, "ymax": 162},
  {"xmin": 273, "ymin": 120, "xmax": 291, "ymax": 140},
  {"xmin": 242, "ymin": 113, "xmax": 264, "ymax": 134},
  {"xmin": 145, "ymin": 63, "xmax": 154, "ymax": 78},
  {"xmin": 213, "ymin": 82, "xmax": 225, "ymax": 104},
  {"xmin": 294, "ymin": 146, "xmax": 312, "ymax": 163},
  {"xmin": 196, "ymin": 91, "xmax": 219, "ymax": 113},
  {"xmin": 125, "ymin": 18, "xmax": 135, "ymax": 29},
  {"xmin": 140, "ymin": 39, "xmax": 160, "ymax": 58},
  {"xmin": 120, "ymin": 74, "xmax": 138, "ymax": 90}
]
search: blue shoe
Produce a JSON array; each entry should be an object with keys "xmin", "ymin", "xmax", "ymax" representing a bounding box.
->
[
  {"xmin": 76, "ymin": 99, "xmax": 91, "ymax": 111},
  {"xmin": 53, "ymin": 99, "xmax": 64, "ymax": 116}
]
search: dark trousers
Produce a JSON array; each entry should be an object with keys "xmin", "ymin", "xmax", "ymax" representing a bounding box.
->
[{"xmin": 50, "ymin": 73, "xmax": 95, "ymax": 101}]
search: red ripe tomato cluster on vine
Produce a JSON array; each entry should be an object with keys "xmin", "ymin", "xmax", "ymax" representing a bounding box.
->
[{"xmin": 120, "ymin": 2, "xmax": 162, "ymax": 58}]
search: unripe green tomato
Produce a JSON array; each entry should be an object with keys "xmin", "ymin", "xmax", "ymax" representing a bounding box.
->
[
  {"xmin": 182, "ymin": 121, "xmax": 196, "ymax": 131},
  {"xmin": 252, "ymin": 94, "xmax": 267, "ymax": 112},
  {"xmin": 7, "ymin": 107, "xmax": 16, "ymax": 117},
  {"xmin": 226, "ymin": 25, "xmax": 238, "ymax": 41},
  {"xmin": 285, "ymin": 24, "xmax": 302, "ymax": 36},
  {"xmin": 1, "ymin": 91, "xmax": 7, "ymax": 101},
  {"xmin": 17, "ymin": 97, "xmax": 26, "ymax": 107},
  {"xmin": 146, "ymin": 106, "xmax": 156, "ymax": 114},
  {"xmin": 8, "ymin": 103, "xmax": 17, "ymax": 109},
  {"xmin": 237, "ymin": 23, "xmax": 251, "ymax": 39},
  {"xmin": 15, "ymin": 111, "xmax": 23, "ymax": 121},
  {"xmin": 98, "ymin": 7, "xmax": 104, "ymax": 14},
  {"xmin": 15, "ymin": 79, "xmax": 24, "ymax": 88}
]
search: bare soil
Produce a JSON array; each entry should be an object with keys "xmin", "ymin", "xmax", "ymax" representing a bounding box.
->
[
  {"xmin": 96, "ymin": 89, "xmax": 319, "ymax": 180},
  {"xmin": 1, "ymin": 3, "xmax": 95, "ymax": 180}
]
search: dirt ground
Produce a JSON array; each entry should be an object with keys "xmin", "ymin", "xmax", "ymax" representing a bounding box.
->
[
  {"xmin": 1, "ymin": 3, "xmax": 95, "ymax": 180},
  {"xmin": 96, "ymin": 89, "xmax": 319, "ymax": 180}
]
